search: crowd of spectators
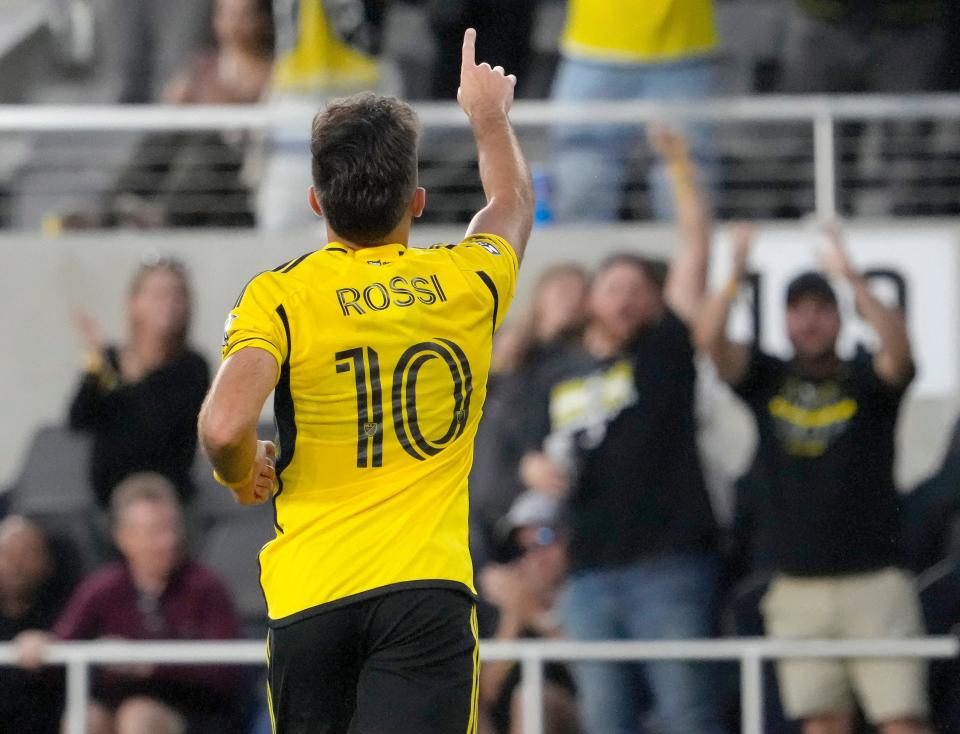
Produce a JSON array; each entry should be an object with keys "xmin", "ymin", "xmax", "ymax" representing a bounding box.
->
[
  {"xmin": 14, "ymin": 0, "xmax": 960, "ymax": 230},
  {"xmin": 15, "ymin": 474, "xmax": 246, "ymax": 734},
  {"xmin": 3, "ymin": 1, "xmax": 960, "ymax": 733},
  {"xmin": 464, "ymin": 131, "xmax": 960, "ymax": 734},
  {"xmin": 5, "ymin": 125, "xmax": 960, "ymax": 733}
]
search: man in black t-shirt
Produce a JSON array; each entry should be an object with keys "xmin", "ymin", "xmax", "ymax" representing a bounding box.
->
[
  {"xmin": 521, "ymin": 132, "xmax": 724, "ymax": 734},
  {"xmin": 696, "ymin": 226, "xmax": 931, "ymax": 734}
]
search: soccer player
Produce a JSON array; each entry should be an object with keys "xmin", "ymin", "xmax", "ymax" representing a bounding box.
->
[{"xmin": 198, "ymin": 28, "xmax": 533, "ymax": 734}]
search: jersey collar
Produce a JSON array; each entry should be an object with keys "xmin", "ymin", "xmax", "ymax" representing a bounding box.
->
[{"xmin": 324, "ymin": 242, "xmax": 408, "ymax": 260}]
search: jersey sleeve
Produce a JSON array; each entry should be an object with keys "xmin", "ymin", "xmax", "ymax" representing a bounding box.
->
[
  {"xmin": 221, "ymin": 272, "xmax": 289, "ymax": 378},
  {"xmin": 443, "ymin": 233, "xmax": 520, "ymax": 331}
]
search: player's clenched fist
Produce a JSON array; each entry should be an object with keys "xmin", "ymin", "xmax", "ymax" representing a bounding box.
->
[
  {"xmin": 248, "ymin": 440, "xmax": 277, "ymax": 504},
  {"xmin": 457, "ymin": 28, "xmax": 516, "ymax": 121},
  {"xmin": 229, "ymin": 440, "xmax": 276, "ymax": 506}
]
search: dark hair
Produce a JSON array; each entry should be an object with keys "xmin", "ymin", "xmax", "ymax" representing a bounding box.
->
[
  {"xmin": 786, "ymin": 271, "xmax": 837, "ymax": 308},
  {"xmin": 213, "ymin": 0, "xmax": 275, "ymax": 58},
  {"xmin": 252, "ymin": 0, "xmax": 276, "ymax": 57},
  {"xmin": 128, "ymin": 254, "xmax": 192, "ymax": 350},
  {"xmin": 514, "ymin": 264, "xmax": 589, "ymax": 367},
  {"xmin": 310, "ymin": 93, "xmax": 421, "ymax": 244},
  {"xmin": 594, "ymin": 253, "xmax": 668, "ymax": 291}
]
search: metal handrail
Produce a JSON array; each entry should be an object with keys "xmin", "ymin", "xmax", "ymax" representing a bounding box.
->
[
  {"xmin": 0, "ymin": 94, "xmax": 959, "ymax": 131},
  {"xmin": 2, "ymin": 95, "xmax": 959, "ymax": 221},
  {"xmin": 1, "ymin": 636, "xmax": 955, "ymax": 734}
]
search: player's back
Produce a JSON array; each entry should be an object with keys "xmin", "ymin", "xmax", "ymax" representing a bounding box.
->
[{"xmin": 222, "ymin": 234, "xmax": 518, "ymax": 624}]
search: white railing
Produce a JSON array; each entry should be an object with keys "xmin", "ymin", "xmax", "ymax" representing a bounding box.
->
[
  {"xmin": 4, "ymin": 95, "xmax": 960, "ymax": 128},
  {"xmin": 0, "ymin": 636, "xmax": 956, "ymax": 734},
  {"xmin": 3, "ymin": 94, "xmax": 960, "ymax": 222}
]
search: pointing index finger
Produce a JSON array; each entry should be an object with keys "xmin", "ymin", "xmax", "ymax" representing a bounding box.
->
[{"xmin": 462, "ymin": 28, "xmax": 476, "ymax": 70}]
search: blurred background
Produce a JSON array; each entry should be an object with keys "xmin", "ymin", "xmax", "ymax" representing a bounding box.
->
[{"xmin": 3, "ymin": 1, "xmax": 960, "ymax": 733}]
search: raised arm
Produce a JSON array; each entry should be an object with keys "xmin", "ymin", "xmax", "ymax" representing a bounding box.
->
[
  {"xmin": 655, "ymin": 129, "xmax": 713, "ymax": 326},
  {"xmin": 821, "ymin": 225, "xmax": 913, "ymax": 385},
  {"xmin": 694, "ymin": 225, "xmax": 754, "ymax": 384},
  {"xmin": 458, "ymin": 28, "xmax": 534, "ymax": 261},
  {"xmin": 198, "ymin": 348, "xmax": 278, "ymax": 505}
]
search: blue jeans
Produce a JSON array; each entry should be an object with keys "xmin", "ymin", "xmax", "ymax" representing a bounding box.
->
[
  {"xmin": 551, "ymin": 55, "xmax": 716, "ymax": 222},
  {"xmin": 558, "ymin": 553, "xmax": 727, "ymax": 734}
]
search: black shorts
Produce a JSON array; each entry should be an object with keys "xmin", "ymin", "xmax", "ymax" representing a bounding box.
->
[{"xmin": 267, "ymin": 588, "xmax": 479, "ymax": 734}]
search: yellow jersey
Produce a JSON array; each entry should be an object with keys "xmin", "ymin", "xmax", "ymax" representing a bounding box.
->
[
  {"xmin": 222, "ymin": 235, "xmax": 519, "ymax": 625},
  {"xmin": 272, "ymin": 0, "xmax": 379, "ymax": 94},
  {"xmin": 563, "ymin": 0, "xmax": 717, "ymax": 63}
]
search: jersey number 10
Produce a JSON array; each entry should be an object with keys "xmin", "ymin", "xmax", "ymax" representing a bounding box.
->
[{"xmin": 336, "ymin": 340, "xmax": 474, "ymax": 468}]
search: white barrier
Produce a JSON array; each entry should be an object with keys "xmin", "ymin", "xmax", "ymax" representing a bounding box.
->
[
  {"xmin": 3, "ymin": 94, "xmax": 960, "ymax": 221},
  {"xmin": 3, "ymin": 95, "xmax": 960, "ymax": 129},
  {"xmin": 0, "ymin": 637, "xmax": 956, "ymax": 734}
]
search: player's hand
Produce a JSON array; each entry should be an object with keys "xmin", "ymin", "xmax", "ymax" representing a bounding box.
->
[
  {"xmin": 520, "ymin": 452, "xmax": 570, "ymax": 499},
  {"xmin": 819, "ymin": 222, "xmax": 857, "ymax": 281},
  {"xmin": 648, "ymin": 126, "xmax": 690, "ymax": 164},
  {"xmin": 73, "ymin": 308, "xmax": 105, "ymax": 354},
  {"xmin": 232, "ymin": 440, "xmax": 276, "ymax": 506},
  {"xmin": 457, "ymin": 28, "xmax": 516, "ymax": 122},
  {"xmin": 480, "ymin": 564, "xmax": 541, "ymax": 626},
  {"xmin": 731, "ymin": 223, "xmax": 756, "ymax": 280},
  {"xmin": 14, "ymin": 631, "xmax": 52, "ymax": 670}
]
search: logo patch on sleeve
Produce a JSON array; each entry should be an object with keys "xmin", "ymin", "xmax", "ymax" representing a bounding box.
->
[
  {"xmin": 477, "ymin": 241, "xmax": 501, "ymax": 256},
  {"xmin": 222, "ymin": 313, "xmax": 238, "ymax": 346}
]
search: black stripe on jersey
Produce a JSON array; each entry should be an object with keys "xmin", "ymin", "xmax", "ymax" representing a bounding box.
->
[
  {"xmin": 368, "ymin": 348, "xmax": 384, "ymax": 468},
  {"xmin": 474, "ymin": 271, "xmax": 499, "ymax": 335},
  {"xmin": 392, "ymin": 341, "xmax": 473, "ymax": 460},
  {"xmin": 234, "ymin": 271, "xmax": 265, "ymax": 308},
  {"xmin": 325, "ymin": 247, "xmax": 348, "ymax": 254},
  {"xmin": 272, "ymin": 305, "xmax": 295, "ymax": 534},
  {"xmin": 404, "ymin": 354, "xmax": 441, "ymax": 458},
  {"xmin": 392, "ymin": 352, "xmax": 432, "ymax": 460},
  {"xmin": 336, "ymin": 348, "xmax": 370, "ymax": 468},
  {"xmin": 335, "ymin": 348, "xmax": 384, "ymax": 468},
  {"xmin": 258, "ymin": 554, "xmax": 271, "ymax": 641},
  {"xmin": 431, "ymin": 274, "xmax": 448, "ymax": 302},
  {"xmin": 237, "ymin": 251, "xmax": 311, "ymax": 309},
  {"xmin": 227, "ymin": 336, "xmax": 282, "ymax": 352},
  {"xmin": 437, "ymin": 338, "xmax": 473, "ymax": 439},
  {"xmin": 281, "ymin": 252, "xmax": 312, "ymax": 273}
]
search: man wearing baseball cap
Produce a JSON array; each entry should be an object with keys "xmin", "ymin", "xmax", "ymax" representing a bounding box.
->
[{"xmin": 695, "ymin": 225, "xmax": 930, "ymax": 734}]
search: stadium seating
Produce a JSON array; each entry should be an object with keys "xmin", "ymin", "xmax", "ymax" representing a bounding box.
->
[
  {"xmin": 5, "ymin": 425, "xmax": 92, "ymax": 515},
  {"xmin": 199, "ymin": 512, "xmax": 276, "ymax": 629}
]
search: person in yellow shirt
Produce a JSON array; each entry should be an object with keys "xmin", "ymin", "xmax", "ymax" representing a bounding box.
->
[
  {"xmin": 257, "ymin": 0, "xmax": 396, "ymax": 233},
  {"xmin": 551, "ymin": 0, "xmax": 718, "ymax": 222},
  {"xmin": 199, "ymin": 28, "xmax": 534, "ymax": 734}
]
